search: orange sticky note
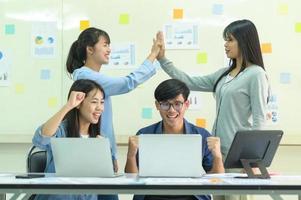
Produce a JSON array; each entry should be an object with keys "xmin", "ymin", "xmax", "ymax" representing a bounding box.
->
[
  {"xmin": 15, "ymin": 84, "xmax": 25, "ymax": 94},
  {"xmin": 261, "ymin": 43, "xmax": 272, "ymax": 53},
  {"xmin": 295, "ymin": 22, "xmax": 301, "ymax": 33},
  {"xmin": 173, "ymin": 9, "xmax": 183, "ymax": 19},
  {"xmin": 209, "ymin": 178, "xmax": 222, "ymax": 183},
  {"xmin": 48, "ymin": 97, "xmax": 58, "ymax": 108},
  {"xmin": 196, "ymin": 52, "xmax": 207, "ymax": 64},
  {"xmin": 119, "ymin": 14, "xmax": 130, "ymax": 24},
  {"xmin": 196, "ymin": 118, "xmax": 206, "ymax": 128},
  {"xmin": 80, "ymin": 20, "xmax": 90, "ymax": 31}
]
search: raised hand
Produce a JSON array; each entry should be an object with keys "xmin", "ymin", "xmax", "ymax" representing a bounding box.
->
[
  {"xmin": 125, "ymin": 135, "xmax": 139, "ymax": 173},
  {"xmin": 207, "ymin": 136, "xmax": 222, "ymax": 159},
  {"xmin": 127, "ymin": 136, "xmax": 139, "ymax": 159},
  {"xmin": 41, "ymin": 91, "xmax": 86, "ymax": 137},
  {"xmin": 147, "ymin": 32, "xmax": 163, "ymax": 62},
  {"xmin": 156, "ymin": 31, "xmax": 165, "ymax": 60},
  {"xmin": 66, "ymin": 91, "xmax": 85, "ymax": 109}
]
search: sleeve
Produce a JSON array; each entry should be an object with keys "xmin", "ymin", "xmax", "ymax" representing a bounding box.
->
[
  {"xmin": 250, "ymin": 70, "xmax": 269, "ymax": 129},
  {"xmin": 32, "ymin": 124, "xmax": 66, "ymax": 150},
  {"xmin": 201, "ymin": 130, "xmax": 214, "ymax": 172},
  {"xmin": 158, "ymin": 57, "xmax": 225, "ymax": 92},
  {"xmin": 76, "ymin": 59, "xmax": 156, "ymax": 96}
]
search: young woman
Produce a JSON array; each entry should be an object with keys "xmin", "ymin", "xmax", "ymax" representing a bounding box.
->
[
  {"xmin": 32, "ymin": 79, "xmax": 105, "ymax": 200},
  {"xmin": 157, "ymin": 19, "xmax": 269, "ymax": 159},
  {"xmin": 66, "ymin": 27, "xmax": 161, "ymax": 172}
]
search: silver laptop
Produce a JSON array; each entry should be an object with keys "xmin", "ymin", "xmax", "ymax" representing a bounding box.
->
[
  {"xmin": 138, "ymin": 134, "xmax": 205, "ymax": 177},
  {"xmin": 51, "ymin": 137, "xmax": 118, "ymax": 177}
]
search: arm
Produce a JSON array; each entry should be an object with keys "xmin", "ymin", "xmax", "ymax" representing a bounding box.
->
[
  {"xmin": 156, "ymin": 31, "xmax": 223, "ymax": 92},
  {"xmin": 250, "ymin": 70, "xmax": 269, "ymax": 129},
  {"xmin": 124, "ymin": 135, "xmax": 139, "ymax": 173},
  {"xmin": 159, "ymin": 58, "xmax": 220, "ymax": 91},
  {"xmin": 207, "ymin": 137, "xmax": 225, "ymax": 173},
  {"xmin": 42, "ymin": 91, "xmax": 85, "ymax": 137},
  {"xmin": 74, "ymin": 38, "xmax": 162, "ymax": 96}
]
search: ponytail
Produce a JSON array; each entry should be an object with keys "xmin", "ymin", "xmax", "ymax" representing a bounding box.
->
[
  {"xmin": 66, "ymin": 27, "xmax": 111, "ymax": 75},
  {"xmin": 66, "ymin": 40, "xmax": 85, "ymax": 74}
]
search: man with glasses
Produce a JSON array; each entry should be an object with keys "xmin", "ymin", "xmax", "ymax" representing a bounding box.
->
[{"xmin": 125, "ymin": 79, "xmax": 224, "ymax": 200}]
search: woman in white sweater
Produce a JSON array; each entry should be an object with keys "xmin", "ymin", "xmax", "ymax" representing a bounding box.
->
[{"xmin": 157, "ymin": 19, "xmax": 269, "ymax": 158}]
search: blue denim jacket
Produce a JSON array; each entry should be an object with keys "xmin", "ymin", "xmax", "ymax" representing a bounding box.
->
[{"xmin": 72, "ymin": 59, "xmax": 156, "ymax": 160}]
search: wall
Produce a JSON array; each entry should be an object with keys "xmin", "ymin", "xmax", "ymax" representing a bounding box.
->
[
  {"xmin": 0, "ymin": 0, "xmax": 301, "ymax": 143},
  {"xmin": 1, "ymin": 1, "xmax": 301, "ymax": 199}
]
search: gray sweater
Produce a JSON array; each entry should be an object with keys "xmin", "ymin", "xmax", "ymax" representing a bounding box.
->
[{"xmin": 159, "ymin": 58, "xmax": 269, "ymax": 156}]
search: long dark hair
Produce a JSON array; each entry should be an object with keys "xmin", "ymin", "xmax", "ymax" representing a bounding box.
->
[
  {"xmin": 213, "ymin": 19, "xmax": 264, "ymax": 92},
  {"xmin": 64, "ymin": 79, "xmax": 105, "ymax": 138},
  {"xmin": 66, "ymin": 27, "xmax": 110, "ymax": 75}
]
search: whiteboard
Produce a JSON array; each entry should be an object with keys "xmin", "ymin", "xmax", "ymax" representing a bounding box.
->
[{"xmin": 0, "ymin": 0, "xmax": 300, "ymax": 144}]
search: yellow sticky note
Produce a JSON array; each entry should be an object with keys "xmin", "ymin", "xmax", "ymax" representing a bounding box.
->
[
  {"xmin": 173, "ymin": 9, "xmax": 183, "ymax": 19},
  {"xmin": 119, "ymin": 14, "xmax": 130, "ymax": 25},
  {"xmin": 277, "ymin": 4, "xmax": 288, "ymax": 15},
  {"xmin": 196, "ymin": 52, "xmax": 207, "ymax": 64},
  {"xmin": 15, "ymin": 84, "xmax": 25, "ymax": 94},
  {"xmin": 48, "ymin": 97, "xmax": 58, "ymax": 108},
  {"xmin": 261, "ymin": 43, "xmax": 272, "ymax": 54},
  {"xmin": 295, "ymin": 22, "xmax": 301, "ymax": 33},
  {"xmin": 80, "ymin": 20, "xmax": 90, "ymax": 31},
  {"xmin": 196, "ymin": 118, "xmax": 206, "ymax": 128}
]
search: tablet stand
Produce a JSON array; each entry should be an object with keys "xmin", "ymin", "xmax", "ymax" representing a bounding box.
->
[{"xmin": 240, "ymin": 159, "xmax": 270, "ymax": 179}]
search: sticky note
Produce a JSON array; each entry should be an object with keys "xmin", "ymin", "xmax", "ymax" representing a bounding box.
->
[
  {"xmin": 15, "ymin": 84, "xmax": 25, "ymax": 94},
  {"xmin": 196, "ymin": 52, "xmax": 207, "ymax": 64},
  {"xmin": 119, "ymin": 14, "xmax": 130, "ymax": 25},
  {"xmin": 80, "ymin": 20, "xmax": 90, "ymax": 31},
  {"xmin": 40, "ymin": 69, "xmax": 51, "ymax": 80},
  {"xmin": 212, "ymin": 4, "xmax": 224, "ymax": 15},
  {"xmin": 209, "ymin": 178, "xmax": 222, "ymax": 183},
  {"xmin": 261, "ymin": 43, "xmax": 272, "ymax": 53},
  {"xmin": 280, "ymin": 72, "xmax": 291, "ymax": 84},
  {"xmin": 5, "ymin": 24, "xmax": 15, "ymax": 35},
  {"xmin": 48, "ymin": 97, "xmax": 58, "ymax": 107},
  {"xmin": 295, "ymin": 23, "xmax": 301, "ymax": 33},
  {"xmin": 173, "ymin": 9, "xmax": 183, "ymax": 19},
  {"xmin": 277, "ymin": 4, "xmax": 288, "ymax": 15},
  {"xmin": 196, "ymin": 118, "xmax": 206, "ymax": 128},
  {"xmin": 142, "ymin": 108, "xmax": 152, "ymax": 119}
]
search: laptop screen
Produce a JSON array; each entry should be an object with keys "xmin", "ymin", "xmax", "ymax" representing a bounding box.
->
[
  {"xmin": 51, "ymin": 138, "xmax": 115, "ymax": 177},
  {"xmin": 138, "ymin": 134, "xmax": 205, "ymax": 177}
]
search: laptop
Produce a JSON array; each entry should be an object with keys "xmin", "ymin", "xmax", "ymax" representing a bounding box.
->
[
  {"xmin": 138, "ymin": 134, "xmax": 205, "ymax": 177},
  {"xmin": 51, "ymin": 137, "xmax": 119, "ymax": 177}
]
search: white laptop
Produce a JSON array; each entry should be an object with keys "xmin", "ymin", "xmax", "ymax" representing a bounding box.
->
[
  {"xmin": 51, "ymin": 137, "xmax": 119, "ymax": 177},
  {"xmin": 138, "ymin": 134, "xmax": 205, "ymax": 177}
]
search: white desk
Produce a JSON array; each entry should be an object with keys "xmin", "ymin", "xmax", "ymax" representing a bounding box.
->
[{"xmin": 1, "ymin": 173, "xmax": 301, "ymax": 200}]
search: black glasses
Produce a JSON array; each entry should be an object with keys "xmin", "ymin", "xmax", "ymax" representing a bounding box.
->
[{"xmin": 159, "ymin": 101, "xmax": 184, "ymax": 111}]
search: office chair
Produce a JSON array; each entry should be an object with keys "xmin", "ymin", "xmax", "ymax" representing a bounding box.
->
[
  {"xmin": 26, "ymin": 145, "xmax": 47, "ymax": 200},
  {"xmin": 27, "ymin": 145, "xmax": 47, "ymax": 173}
]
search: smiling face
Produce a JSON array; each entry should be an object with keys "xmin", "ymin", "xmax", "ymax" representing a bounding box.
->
[
  {"xmin": 78, "ymin": 88, "xmax": 104, "ymax": 125},
  {"xmin": 156, "ymin": 94, "xmax": 189, "ymax": 130},
  {"xmin": 224, "ymin": 34, "xmax": 241, "ymax": 60},
  {"xmin": 87, "ymin": 36, "xmax": 111, "ymax": 65}
]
